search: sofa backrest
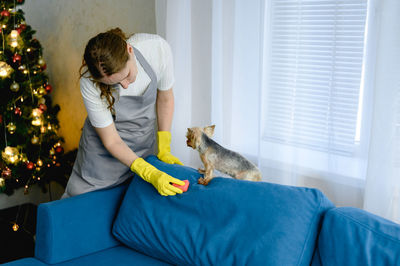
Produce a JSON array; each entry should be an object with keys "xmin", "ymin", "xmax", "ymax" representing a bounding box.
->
[{"xmin": 112, "ymin": 156, "xmax": 335, "ymax": 266}]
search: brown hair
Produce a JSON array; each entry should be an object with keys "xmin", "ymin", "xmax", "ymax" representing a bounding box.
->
[{"xmin": 79, "ymin": 28, "xmax": 130, "ymax": 112}]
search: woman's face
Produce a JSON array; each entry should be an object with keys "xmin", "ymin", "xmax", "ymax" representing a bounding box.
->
[{"xmin": 99, "ymin": 44, "xmax": 138, "ymax": 89}]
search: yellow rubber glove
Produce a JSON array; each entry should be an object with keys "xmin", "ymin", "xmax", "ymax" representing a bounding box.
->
[
  {"xmin": 130, "ymin": 157, "xmax": 185, "ymax": 196},
  {"xmin": 157, "ymin": 131, "xmax": 183, "ymax": 165}
]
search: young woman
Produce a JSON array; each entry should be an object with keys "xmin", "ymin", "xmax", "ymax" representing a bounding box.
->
[{"xmin": 62, "ymin": 28, "xmax": 184, "ymax": 198}]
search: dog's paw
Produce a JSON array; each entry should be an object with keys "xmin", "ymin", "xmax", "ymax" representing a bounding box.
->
[
  {"xmin": 197, "ymin": 177, "xmax": 209, "ymax": 186},
  {"xmin": 198, "ymin": 168, "xmax": 205, "ymax": 174}
]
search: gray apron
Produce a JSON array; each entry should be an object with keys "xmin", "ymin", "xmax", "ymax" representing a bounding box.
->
[{"xmin": 63, "ymin": 47, "xmax": 157, "ymax": 198}]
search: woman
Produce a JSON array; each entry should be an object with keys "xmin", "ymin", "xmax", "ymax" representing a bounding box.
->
[{"xmin": 62, "ymin": 28, "xmax": 185, "ymax": 198}]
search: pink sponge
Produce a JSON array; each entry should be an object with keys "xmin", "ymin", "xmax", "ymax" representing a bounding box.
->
[{"xmin": 172, "ymin": 180, "xmax": 189, "ymax": 192}]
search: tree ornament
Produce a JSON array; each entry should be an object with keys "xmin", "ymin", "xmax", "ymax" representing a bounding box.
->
[
  {"xmin": 0, "ymin": 10, "xmax": 10, "ymax": 17},
  {"xmin": 31, "ymin": 108, "xmax": 43, "ymax": 126},
  {"xmin": 55, "ymin": 146, "xmax": 64, "ymax": 154},
  {"xmin": 14, "ymin": 107, "xmax": 22, "ymax": 116},
  {"xmin": 26, "ymin": 161, "xmax": 34, "ymax": 170},
  {"xmin": 37, "ymin": 159, "xmax": 43, "ymax": 167},
  {"xmin": 49, "ymin": 148, "xmax": 55, "ymax": 155},
  {"xmin": 18, "ymin": 23, "xmax": 26, "ymax": 32},
  {"xmin": 45, "ymin": 84, "xmax": 52, "ymax": 93},
  {"xmin": 0, "ymin": 177, "xmax": 5, "ymax": 189},
  {"xmin": 38, "ymin": 103, "xmax": 47, "ymax": 112},
  {"xmin": 1, "ymin": 167, "xmax": 11, "ymax": 178},
  {"xmin": 12, "ymin": 223, "xmax": 19, "ymax": 232},
  {"xmin": 13, "ymin": 53, "xmax": 22, "ymax": 63},
  {"xmin": 38, "ymin": 97, "xmax": 46, "ymax": 105},
  {"xmin": 31, "ymin": 135, "xmax": 39, "ymax": 144},
  {"xmin": 0, "ymin": 61, "xmax": 13, "ymax": 77},
  {"xmin": 38, "ymin": 87, "xmax": 46, "ymax": 96},
  {"xmin": 8, "ymin": 30, "xmax": 21, "ymax": 48},
  {"xmin": 2, "ymin": 146, "xmax": 20, "ymax": 164},
  {"xmin": 6, "ymin": 122, "xmax": 16, "ymax": 134},
  {"xmin": 10, "ymin": 81, "xmax": 20, "ymax": 92},
  {"xmin": 38, "ymin": 57, "xmax": 45, "ymax": 67}
]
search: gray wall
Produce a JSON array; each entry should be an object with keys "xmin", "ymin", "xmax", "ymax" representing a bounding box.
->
[
  {"xmin": 0, "ymin": 0, "xmax": 156, "ymax": 209},
  {"xmin": 21, "ymin": 0, "xmax": 156, "ymax": 152}
]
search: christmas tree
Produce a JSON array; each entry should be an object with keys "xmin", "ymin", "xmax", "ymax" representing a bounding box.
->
[{"xmin": 0, "ymin": 0, "xmax": 75, "ymax": 196}]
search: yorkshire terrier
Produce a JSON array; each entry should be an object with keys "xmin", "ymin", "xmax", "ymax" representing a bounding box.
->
[{"xmin": 186, "ymin": 125, "xmax": 262, "ymax": 185}]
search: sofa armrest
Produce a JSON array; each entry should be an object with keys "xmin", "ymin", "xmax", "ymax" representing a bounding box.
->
[
  {"xmin": 315, "ymin": 207, "xmax": 400, "ymax": 266},
  {"xmin": 35, "ymin": 181, "xmax": 129, "ymax": 264}
]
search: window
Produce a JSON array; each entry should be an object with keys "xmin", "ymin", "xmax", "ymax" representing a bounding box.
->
[{"xmin": 261, "ymin": 0, "xmax": 369, "ymax": 179}]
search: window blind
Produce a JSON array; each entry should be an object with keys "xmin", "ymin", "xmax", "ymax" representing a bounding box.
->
[{"xmin": 263, "ymin": 0, "xmax": 368, "ymax": 155}]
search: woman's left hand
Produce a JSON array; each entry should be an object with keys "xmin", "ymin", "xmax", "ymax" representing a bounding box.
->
[{"xmin": 157, "ymin": 131, "xmax": 183, "ymax": 165}]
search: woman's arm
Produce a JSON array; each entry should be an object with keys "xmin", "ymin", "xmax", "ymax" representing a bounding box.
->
[
  {"xmin": 94, "ymin": 123, "xmax": 138, "ymax": 167},
  {"xmin": 156, "ymin": 88, "xmax": 174, "ymax": 131}
]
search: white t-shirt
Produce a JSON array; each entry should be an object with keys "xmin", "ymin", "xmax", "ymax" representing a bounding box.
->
[{"xmin": 80, "ymin": 33, "xmax": 175, "ymax": 128}]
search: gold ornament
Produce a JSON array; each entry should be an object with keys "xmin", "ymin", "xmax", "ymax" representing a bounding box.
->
[
  {"xmin": 10, "ymin": 81, "xmax": 20, "ymax": 92},
  {"xmin": 38, "ymin": 97, "xmax": 46, "ymax": 105},
  {"xmin": 0, "ymin": 61, "xmax": 13, "ymax": 77},
  {"xmin": 7, "ymin": 122, "xmax": 16, "ymax": 134},
  {"xmin": 31, "ymin": 135, "xmax": 39, "ymax": 144},
  {"xmin": 12, "ymin": 223, "xmax": 19, "ymax": 232},
  {"xmin": 38, "ymin": 57, "xmax": 46, "ymax": 66},
  {"xmin": 19, "ymin": 153, "xmax": 28, "ymax": 163},
  {"xmin": 0, "ymin": 177, "xmax": 5, "ymax": 188},
  {"xmin": 37, "ymin": 159, "xmax": 43, "ymax": 167},
  {"xmin": 49, "ymin": 148, "xmax": 55, "ymax": 155},
  {"xmin": 31, "ymin": 108, "xmax": 43, "ymax": 126},
  {"xmin": 2, "ymin": 146, "xmax": 20, "ymax": 164}
]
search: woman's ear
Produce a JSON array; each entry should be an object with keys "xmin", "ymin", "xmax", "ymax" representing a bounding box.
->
[{"xmin": 127, "ymin": 44, "xmax": 133, "ymax": 55}]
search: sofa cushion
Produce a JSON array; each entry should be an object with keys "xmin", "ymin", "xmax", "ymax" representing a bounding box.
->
[
  {"xmin": 113, "ymin": 156, "xmax": 334, "ymax": 266},
  {"xmin": 315, "ymin": 207, "xmax": 400, "ymax": 266},
  {"xmin": 3, "ymin": 246, "xmax": 172, "ymax": 266}
]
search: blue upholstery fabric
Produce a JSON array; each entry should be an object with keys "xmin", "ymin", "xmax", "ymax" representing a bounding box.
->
[
  {"xmin": 2, "ymin": 258, "xmax": 47, "ymax": 266},
  {"xmin": 35, "ymin": 182, "xmax": 129, "ymax": 264},
  {"xmin": 113, "ymin": 156, "xmax": 334, "ymax": 266},
  {"xmin": 317, "ymin": 207, "xmax": 400, "ymax": 266},
  {"xmin": 3, "ymin": 246, "xmax": 171, "ymax": 266}
]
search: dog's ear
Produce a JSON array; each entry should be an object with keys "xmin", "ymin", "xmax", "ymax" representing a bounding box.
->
[{"xmin": 203, "ymin": 125, "xmax": 215, "ymax": 138}]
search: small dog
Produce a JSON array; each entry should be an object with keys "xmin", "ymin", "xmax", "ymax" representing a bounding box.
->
[{"xmin": 186, "ymin": 125, "xmax": 262, "ymax": 185}]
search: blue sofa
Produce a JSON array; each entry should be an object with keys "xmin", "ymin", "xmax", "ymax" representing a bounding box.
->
[{"xmin": 4, "ymin": 156, "xmax": 400, "ymax": 265}]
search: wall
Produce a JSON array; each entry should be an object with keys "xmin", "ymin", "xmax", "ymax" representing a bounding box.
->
[
  {"xmin": 21, "ymin": 0, "xmax": 156, "ymax": 152},
  {"xmin": 0, "ymin": 0, "xmax": 156, "ymax": 209}
]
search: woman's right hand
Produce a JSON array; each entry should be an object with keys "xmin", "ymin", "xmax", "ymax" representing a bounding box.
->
[{"xmin": 130, "ymin": 158, "xmax": 185, "ymax": 196}]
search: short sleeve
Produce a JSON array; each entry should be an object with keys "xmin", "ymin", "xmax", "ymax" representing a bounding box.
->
[
  {"xmin": 157, "ymin": 38, "xmax": 175, "ymax": 91},
  {"xmin": 80, "ymin": 77, "xmax": 113, "ymax": 128}
]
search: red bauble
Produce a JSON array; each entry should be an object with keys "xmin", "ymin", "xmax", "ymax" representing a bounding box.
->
[
  {"xmin": 19, "ymin": 24, "xmax": 26, "ymax": 31},
  {"xmin": 38, "ymin": 103, "xmax": 47, "ymax": 112},
  {"xmin": 55, "ymin": 146, "xmax": 64, "ymax": 154},
  {"xmin": 0, "ymin": 114, "xmax": 2, "ymax": 124},
  {"xmin": 2, "ymin": 167, "xmax": 11, "ymax": 178},
  {"xmin": 41, "ymin": 64, "xmax": 47, "ymax": 70},
  {"xmin": 14, "ymin": 107, "xmax": 22, "ymax": 116},
  {"xmin": 45, "ymin": 84, "xmax": 52, "ymax": 93},
  {"xmin": 16, "ymin": 28, "xmax": 22, "ymax": 34},
  {"xmin": 13, "ymin": 53, "xmax": 22, "ymax": 63},
  {"xmin": 1, "ymin": 10, "xmax": 10, "ymax": 17},
  {"xmin": 26, "ymin": 162, "xmax": 34, "ymax": 170}
]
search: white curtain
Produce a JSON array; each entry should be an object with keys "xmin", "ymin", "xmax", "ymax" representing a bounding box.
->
[
  {"xmin": 156, "ymin": 0, "xmax": 400, "ymax": 223},
  {"xmin": 363, "ymin": 0, "xmax": 400, "ymax": 223}
]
